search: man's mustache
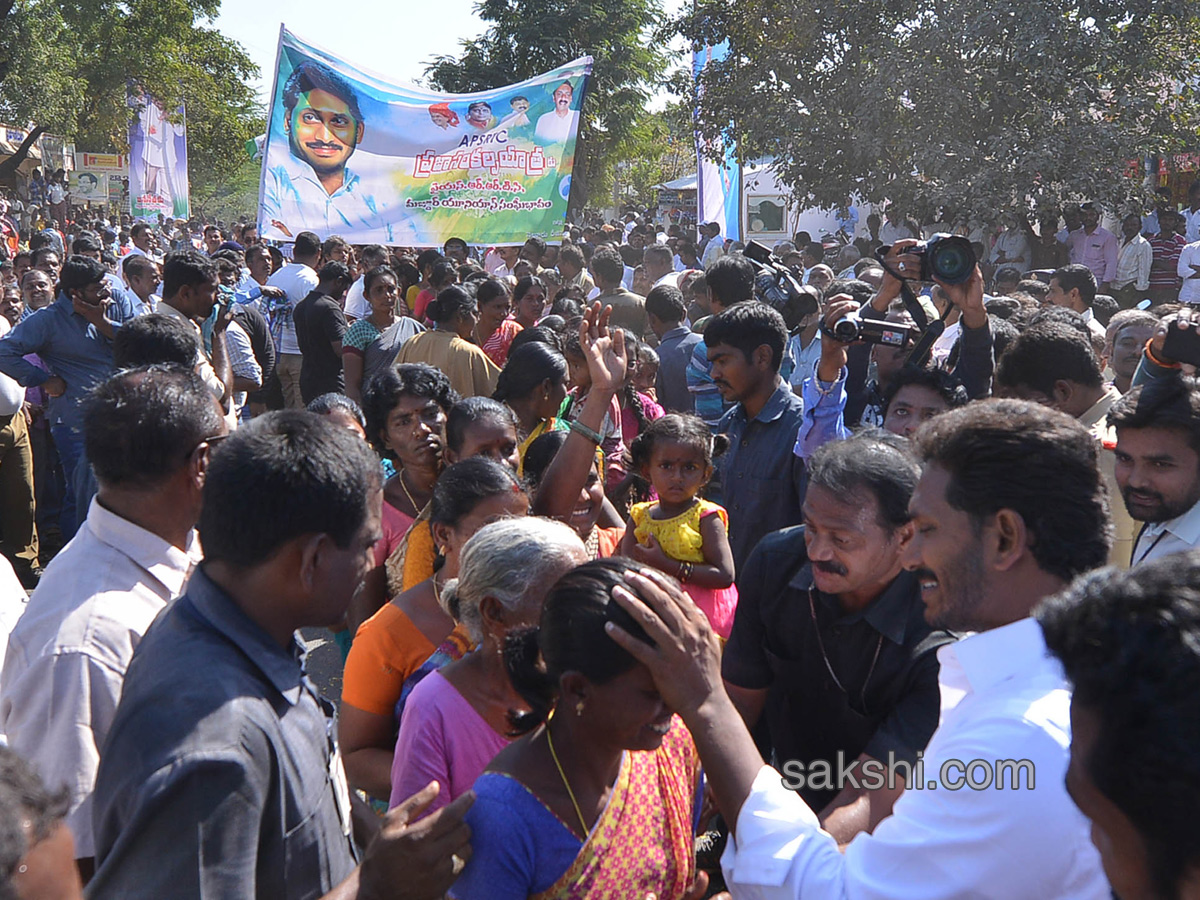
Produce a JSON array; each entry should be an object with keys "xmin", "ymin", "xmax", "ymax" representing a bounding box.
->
[
  {"xmin": 305, "ymin": 141, "xmax": 344, "ymax": 151},
  {"xmin": 813, "ymin": 560, "xmax": 848, "ymax": 576}
]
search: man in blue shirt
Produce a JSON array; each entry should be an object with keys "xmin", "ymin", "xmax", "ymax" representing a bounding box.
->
[
  {"xmin": 706, "ymin": 301, "xmax": 808, "ymax": 571},
  {"xmin": 91, "ymin": 411, "xmax": 473, "ymax": 900},
  {"xmin": 0, "ymin": 255, "xmax": 135, "ymax": 537}
]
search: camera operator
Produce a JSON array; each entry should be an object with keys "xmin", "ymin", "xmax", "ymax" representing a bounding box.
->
[{"xmin": 793, "ymin": 241, "xmax": 992, "ymax": 459}]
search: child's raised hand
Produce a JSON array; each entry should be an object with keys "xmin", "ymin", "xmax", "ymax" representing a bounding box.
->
[{"xmin": 630, "ymin": 533, "xmax": 677, "ymax": 577}]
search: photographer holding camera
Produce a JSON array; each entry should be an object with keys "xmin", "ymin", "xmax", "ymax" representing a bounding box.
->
[{"xmin": 793, "ymin": 240, "xmax": 992, "ymax": 459}]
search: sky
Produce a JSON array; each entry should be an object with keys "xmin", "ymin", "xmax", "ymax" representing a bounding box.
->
[
  {"xmin": 212, "ymin": 0, "xmax": 684, "ymax": 111},
  {"xmin": 212, "ymin": 0, "xmax": 489, "ymax": 108}
]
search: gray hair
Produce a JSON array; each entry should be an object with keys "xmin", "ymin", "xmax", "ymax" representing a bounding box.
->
[{"xmin": 443, "ymin": 517, "xmax": 587, "ymax": 643}]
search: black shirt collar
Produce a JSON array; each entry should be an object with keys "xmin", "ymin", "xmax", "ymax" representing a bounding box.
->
[{"xmin": 788, "ymin": 563, "xmax": 916, "ymax": 646}]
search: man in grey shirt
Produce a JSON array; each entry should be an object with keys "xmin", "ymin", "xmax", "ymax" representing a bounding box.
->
[{"xmin": 90, "ymin": 411, "xmax": 472, "ymax": 900}]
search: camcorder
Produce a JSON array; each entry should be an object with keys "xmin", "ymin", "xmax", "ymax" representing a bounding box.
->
[
  {"xmin": 744, "ymin": 240, "xmax": 820, "ymax": 331},
  {"xmin": 827, "ymin": 310, "xmax": 921, "ymax": 347}
]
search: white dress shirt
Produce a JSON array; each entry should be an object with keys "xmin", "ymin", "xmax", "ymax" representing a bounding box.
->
[
  {"xmin": 879, "ymin": 220, "xmax": 915, "ymax": 245},
  {"xmin": 1079, "ymin": 307, "xmax": 1107, "ymax": 345},
  {"xmin": 266, "ymin": 262, "xmax": 319, "ymax": 355},
  {"xmin": 722, "ymin": 617, "xmax": 1109, "ymax": 900},
  {"xmin": 1131, "ymin": 498, "xmax": 1200, "ymax": 566},
  {"xmin": 1176, "ymin": 241, "xmax": 1200, "ymax": 304},
  {"xmin": 989, "ymin": 229, "xmax": 1031, "ymax": 272},
  {"xmin": 0, "ymin": 498, "xmax": 201, "ymax": 856},
  {"xmin": 1113, "ymin": 234, "xmax": 1152, "ymax": 291},
  {"xmin": 344, "ymin": 275, "xmax": 369, "ymax": 320},
  {"xmin": 786, "ymin": 331, "xmax": 822, "ymax": 389},
  {"xmin": 0, "ymin": 318, "xmax": 25, "ymax": 416},
  {"xmin": 1183, "ymin": 206, "xmax": 1200, "ymax": 243}
]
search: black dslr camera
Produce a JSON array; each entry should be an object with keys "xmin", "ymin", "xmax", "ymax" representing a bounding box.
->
[
  {"xmin": 743, "ymin": 240, "xmax": 820, "ymax": 331},
  {"xmin": 882, "ymin": 233, "xmax": 976, "ymax": 285}
]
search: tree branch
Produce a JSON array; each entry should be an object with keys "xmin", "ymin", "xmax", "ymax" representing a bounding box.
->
[{"xmin": 0, "ymin": 126, "xmax": 47, "ymax": 180}]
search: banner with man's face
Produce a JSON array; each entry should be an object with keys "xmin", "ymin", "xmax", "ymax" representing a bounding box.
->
[{"xmin": 258, "ymin": 27, "xmax": 592, "ymax": 247}]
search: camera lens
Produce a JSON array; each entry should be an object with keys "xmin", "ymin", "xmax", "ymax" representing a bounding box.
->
[
  {"xmin": 928, "ymin": 236, "xmax": 974, "ymax": 285},
  {"xmin": 831, "ymin": 315, "xmax": 860, "ymax": 342}
]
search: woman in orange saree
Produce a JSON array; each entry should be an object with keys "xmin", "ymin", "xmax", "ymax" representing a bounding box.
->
[{"xmin": 448, "ymin": 558, "xmax": 707, "ymax": 900}]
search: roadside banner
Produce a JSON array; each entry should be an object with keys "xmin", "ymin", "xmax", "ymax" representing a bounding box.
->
[
  {"xmin": 259, "ymin": 26, "xmax": 591, "ymax": 246},
  {"xmin": 128, "ymin": 89, "xmax": 190, "ymax": 219}
]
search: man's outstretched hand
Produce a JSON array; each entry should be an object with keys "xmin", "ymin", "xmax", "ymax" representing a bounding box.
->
[{"xmin": 356, "ymin": 782, "xmax": 474, "ymax": 900}]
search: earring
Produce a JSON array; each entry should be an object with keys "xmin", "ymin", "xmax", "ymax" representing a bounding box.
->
[{"xmin": 575, "ymin": 700, "xmax": 585, "ymax": 717}]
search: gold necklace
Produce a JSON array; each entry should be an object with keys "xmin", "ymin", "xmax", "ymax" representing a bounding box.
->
[
  {"xmin": 397, "ymin": 467, "xmax": 421, "ymax": 513},
  {"xmin": 545, "ymin": 716, "xmax": 589, "ymax": 838}
]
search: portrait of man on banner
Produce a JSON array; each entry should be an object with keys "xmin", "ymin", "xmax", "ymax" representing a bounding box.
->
[
  {"xmin": 535, "ymin": 80, "xmax": 580, "ymax": 146},
  {"xmin": 261, "ymin": 60, "xmax": 395, "ymax": 242}
]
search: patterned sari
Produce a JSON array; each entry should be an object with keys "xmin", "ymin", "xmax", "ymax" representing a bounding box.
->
[{"xmin": 532, "ymin": 719, "xmax": 700, "ymax": 900}]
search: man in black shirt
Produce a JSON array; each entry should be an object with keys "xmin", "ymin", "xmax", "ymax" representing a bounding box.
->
[
  {"xmin": 723, "ymin": 430, "xmax": 955, "ymax": 843},
  {"xmin": 294, "ymin": 261, "xmax": 352, "ymax": 404}
]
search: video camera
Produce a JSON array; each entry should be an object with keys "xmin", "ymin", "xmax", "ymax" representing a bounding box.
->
[
  {"xmin": 826, "ymin": 308, "xmax": 922, "ymax": 347},
  {"xmin": 743, "ymin": 240, "xmax": 820, "ymax": 331}
]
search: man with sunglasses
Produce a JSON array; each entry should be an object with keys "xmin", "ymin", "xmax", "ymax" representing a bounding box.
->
[{"xmin": 0, "ymin": 364, "xmax": 225, "ymax": 882}]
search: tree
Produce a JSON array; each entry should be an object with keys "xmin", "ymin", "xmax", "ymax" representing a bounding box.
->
[
  {"xmin": 426, "ymin": 0, "xmax": 668, "ymax": 213},
  {"xmin": 610, "ymin": 101, "xmax": 693, "ymax": 209},
  {"xmin": 682, "ymin": 0, "xmax": 1200, "ymax": 221},
  {"xmin": 0, "ymin": 0, "xmax": 261, "ymax": 210}
]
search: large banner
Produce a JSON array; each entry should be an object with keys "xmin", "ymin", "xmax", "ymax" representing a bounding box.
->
[
  {"xmin": 693, "ymin": 43, "xmax": 741, "ymax": 242},
  {"xmin": 128, "ymin": 89, "xmax": 190, "ymax": 220},
  {"xmin": 259, "ymin": 27, "xmax": 591, "ymax": 247}
]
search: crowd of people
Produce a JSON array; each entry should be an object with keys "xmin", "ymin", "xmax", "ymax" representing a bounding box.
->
[{"xmin": 0, "ymin": 190, "xmax": 1198, "ymax": 900}]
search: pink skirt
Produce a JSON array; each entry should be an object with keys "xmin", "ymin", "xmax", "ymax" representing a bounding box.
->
[{"xmin": 683, "ymin": 582, "xmax": 738, "ymax": 640}]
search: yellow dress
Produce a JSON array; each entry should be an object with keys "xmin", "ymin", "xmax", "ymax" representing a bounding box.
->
[
  {"xmin": 631, "ymin": 499, "xmax": 727, "ymax": 564},
  {"xmin": 629, "ymin": 499, "xmax": 738, "ymax": 638}
]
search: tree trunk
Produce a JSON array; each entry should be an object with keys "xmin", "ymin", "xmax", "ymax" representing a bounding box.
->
[{"xmin": 0, "ymin": 126, "xmax": 47, "ymax": 180}]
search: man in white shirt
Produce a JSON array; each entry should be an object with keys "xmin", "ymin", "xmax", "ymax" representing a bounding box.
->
[
  {"xmin": 643, "ymin": 243, "xmax": 678, "ymax": 291},
  {"xmin": 121, "ymin": 253, "xmax": 160, "ymax": 316},
  {"xmin": 1109, "ymin": 370, "xmax": 1200, "ymax": 566},
  {"xmin": 1038, "ymin": 553, "xmax": 1200, "ymax": 900},
  {"xmin": 1112, "ymin": 213, "xmax": 1153, "ymax": 308},
  {"xmin": 266, "ymin": 231, "xmax": 321, "ymax": 408},
  {"xmin": 879, "ymin": 209, "xmax": 915, "ymax": 246},
  {"xmin": 343, "ymin": 243, "xmax": 389, "ymax": 321},
  {"xmin": 1046, "ymin": 263, "xmax": 1108, "ymax": 344},
  {"xmin": 700, "ymin": 223, "xmax": 725, "ymax": 268},
  {"xmin": 607, "ymin": 399, "xmax": 1112, "ymax": 900},
  {"xmin": 989, "ymin": 219, "xmax": 1031, "ymax": 273},
  {"xmin": 124, "ymin": 222, "xmax": 156, "ymax": 261},
  {"xmin": 0, "ymin": 365, "xmax": 224, "ymax": 873},
  {"xmin": 534, "ymin": 80, "xmax": 581, "ymax": 145},
  {"xmin": 1183, "ymin": 180, "xmax": 1200, "ymax": 243},
  {"xmin": 1176, "ymin": 237, "xmax": 1200, "ymax": 305}
]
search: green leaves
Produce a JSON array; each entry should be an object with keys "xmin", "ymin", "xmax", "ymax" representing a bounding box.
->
[
  {"xmin": 0, "ymin": 0, "xmax": 262, "ymax": 215},
  {"xmin": 678, "ymin": 0, "xmax": 1200, "ymax": 218}
]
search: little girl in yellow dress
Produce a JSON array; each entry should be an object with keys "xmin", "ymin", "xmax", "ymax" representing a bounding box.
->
[{"xmin": 618, "ymin": 414, "xmax": 738, "ymax": 638}]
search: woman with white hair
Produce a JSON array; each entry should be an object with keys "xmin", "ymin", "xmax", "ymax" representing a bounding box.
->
[{"xmin": 388, "ymin": 516, "xmax": 588, "ymax": 816}]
